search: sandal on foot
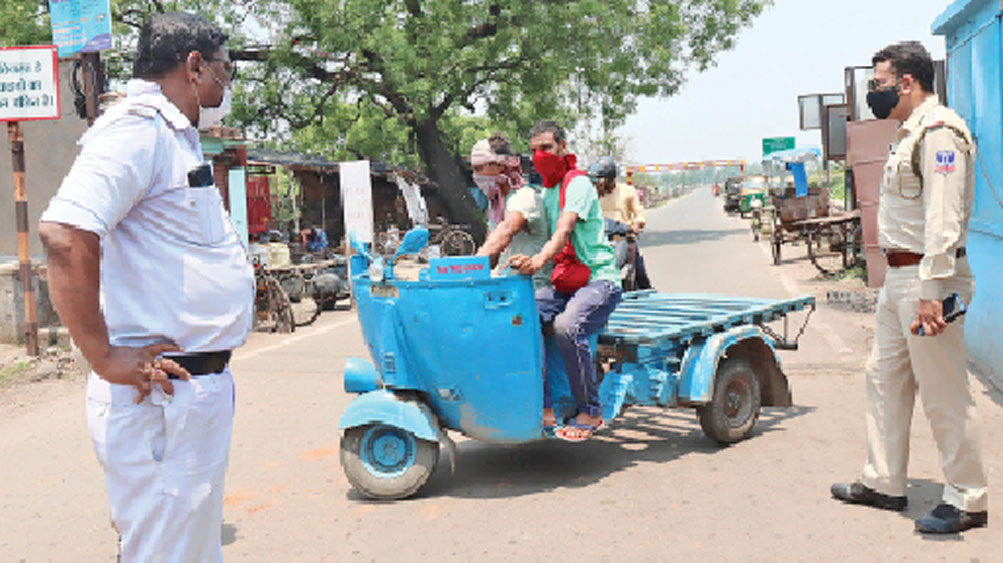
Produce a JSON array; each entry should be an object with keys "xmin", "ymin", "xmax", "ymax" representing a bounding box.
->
[
  {"xmin": 554, "ymin": 418, "xmax": 604, "ymax": 443},
  {"xmin": 542, "ymin": 411, "xmax": 558, "ymax": 437}
]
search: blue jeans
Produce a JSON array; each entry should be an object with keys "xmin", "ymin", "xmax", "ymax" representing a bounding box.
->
[{"xmin": 537, "ymin": 280, "xmax": 622, "ymax": 418}]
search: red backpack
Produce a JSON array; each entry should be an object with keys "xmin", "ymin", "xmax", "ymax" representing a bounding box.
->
[{"xmin": 550, "ymin": 169, "xmax": 591, "ymax": 294}]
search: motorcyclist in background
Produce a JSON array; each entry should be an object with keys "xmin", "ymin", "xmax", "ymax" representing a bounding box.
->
[{"xmin": 588, "ymin": 157, "xmax": 653, "ymax": 290}]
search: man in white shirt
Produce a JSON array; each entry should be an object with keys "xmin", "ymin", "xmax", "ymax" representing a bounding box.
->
[
  {"xmin": 38, "ymin": 12, "xmax": 252, "ymax": 561},
  {"xmin": 473, "ymin": 134, "xmax": 552, "ymax": 288}
]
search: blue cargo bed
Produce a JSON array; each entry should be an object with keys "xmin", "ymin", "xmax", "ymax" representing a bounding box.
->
[{"xmin": 600, "ymin": 292, "xmax": 816, "ymax": 345}]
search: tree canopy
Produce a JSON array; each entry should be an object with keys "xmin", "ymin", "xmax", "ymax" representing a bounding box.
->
[{"xmin": 3, "ymin": 0, "xmax": 771, "ymax": 240}]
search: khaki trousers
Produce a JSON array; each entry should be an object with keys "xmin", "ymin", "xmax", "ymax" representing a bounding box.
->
[{"xmin": 861, "ymin": 259, "xmax": 987, "ymax": 512}]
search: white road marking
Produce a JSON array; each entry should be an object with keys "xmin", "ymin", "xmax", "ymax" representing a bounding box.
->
[{"xmin": 236, "ymin": 316, "xmax": 359, "ymax": 360}]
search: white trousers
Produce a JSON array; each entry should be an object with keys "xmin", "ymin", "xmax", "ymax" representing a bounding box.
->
[
  {"xmin": 86, "ymin": 369, "xmax": 235, "ymax": 562},
  {"xmin": 860, "ymin": 260, "xmax": 987, "ymax": 512}
]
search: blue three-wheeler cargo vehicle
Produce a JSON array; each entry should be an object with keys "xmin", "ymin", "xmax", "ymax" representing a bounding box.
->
[{"xmin": 338, "ymin": 228, "xmax": 815, "ymax": 499}]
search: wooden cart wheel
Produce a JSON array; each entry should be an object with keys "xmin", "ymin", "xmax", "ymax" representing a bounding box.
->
[
  {"xmin": 442, "ymin": 230, "xmax": 475, "ymax": 256},
  {"xmin": 264, "ymin": 275, "xmax": 295, "ymax": 334},
  {"xmin": 771, "ymin": 229, "xmax": 782, "ymax": 265},
  {"xmin": 807, "ymin": 229, "xmax": 845, "ymax": 276},
  {"xmin": 845, "ymin": 222, "xmax": 863, "ymax": 269}
]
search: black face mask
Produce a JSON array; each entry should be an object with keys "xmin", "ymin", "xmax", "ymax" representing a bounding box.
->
[{"xmin": 866, "ymin": 86, "xmax": 899, "ymax": 119}]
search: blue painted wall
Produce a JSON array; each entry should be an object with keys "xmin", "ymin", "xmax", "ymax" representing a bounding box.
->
[{"xmin": 934, "ymin": 0, "xmax": 1003, "ymax": 379}]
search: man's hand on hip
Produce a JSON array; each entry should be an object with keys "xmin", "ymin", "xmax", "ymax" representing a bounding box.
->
[
  {"xmin": 911, "ymin": 298, "xmax": 947, "ymax": 337},
  {"xmin": 92, "ymin": 343, "xmax": 192, "ymax": 403}
]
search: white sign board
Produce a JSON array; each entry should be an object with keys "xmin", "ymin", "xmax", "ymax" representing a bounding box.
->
[
  {"xmin": 341, "ymin": 160, "xmax": 374, "ymax": 243},
  {"xmin": 395, "ymin": 175, "xmax": 429, "ymax": 226},
  {"xmin": 0, "ymin": 46, "xmax": 60, "ymax": 122}
]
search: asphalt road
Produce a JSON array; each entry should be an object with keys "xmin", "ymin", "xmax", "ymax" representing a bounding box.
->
[{"xmin": 1, "ymin": 187, "xmax": 999, "ymax": 560}]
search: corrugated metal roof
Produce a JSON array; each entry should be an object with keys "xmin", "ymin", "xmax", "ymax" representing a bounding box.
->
[
  {"xmin": 245, "ymin": 149, "xmax": 402, "ymax": 178},
  {"xmin": 246, "ymin": 148, "xmax": 340, "ymax": 170}
]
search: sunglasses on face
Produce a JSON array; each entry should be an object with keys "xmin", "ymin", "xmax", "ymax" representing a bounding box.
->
[{"xmin": 866, "ymin": 77, "xmax": 900, "ymax": 93}]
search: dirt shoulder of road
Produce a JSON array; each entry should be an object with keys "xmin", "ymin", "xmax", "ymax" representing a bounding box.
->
[{"xmin": 0, "ymin": 342, "xmax": 87, "ymax": 412}]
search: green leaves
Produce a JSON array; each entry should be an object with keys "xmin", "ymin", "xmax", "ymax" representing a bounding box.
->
[
  {"xmin": 5, "ymin": 0, "xmax": 769, "ymax": 208},
  {"xmin": 0, "ymin": 0, "xmax": 51, "ymax": 47}
]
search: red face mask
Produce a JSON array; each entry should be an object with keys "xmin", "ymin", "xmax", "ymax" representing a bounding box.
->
[{"xmin": 533, "ymin": 150, "xmax": 574, "ymax": 188}]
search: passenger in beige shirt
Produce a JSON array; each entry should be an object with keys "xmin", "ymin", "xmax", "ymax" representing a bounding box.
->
[
  {"xmin": 831, "ymin": 41, "xmax": 986, "ymax": 535},
  {"xmin": 591, "ymin": 156, "xmax": 652, "ymax": 290},
  {"xmin": 599, "ymin": 182, "xmax": 646, "ymax": 233}
]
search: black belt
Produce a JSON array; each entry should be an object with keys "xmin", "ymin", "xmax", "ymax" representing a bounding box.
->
[
  {"xmin": 884, "ymin": 247, "xmax": 966, "ymax": 268},
  {"xmin": 164, "ymin": 351, "xmax": 232, "ymax": 378}
]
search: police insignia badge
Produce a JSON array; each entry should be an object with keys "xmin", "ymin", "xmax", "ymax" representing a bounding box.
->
[{"xmin": 935, "ymin": 150, "xmax": 956, "ymax": 174}]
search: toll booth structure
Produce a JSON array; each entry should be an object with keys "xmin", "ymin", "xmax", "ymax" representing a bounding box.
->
[{"xmin": 933, "ymin": 0, "xmax": 1003, "ymax": 383}]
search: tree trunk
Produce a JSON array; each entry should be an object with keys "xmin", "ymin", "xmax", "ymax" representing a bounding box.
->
[{"xmin": 412, "ymin": 118, "xmax": 486, "ymax": 244}]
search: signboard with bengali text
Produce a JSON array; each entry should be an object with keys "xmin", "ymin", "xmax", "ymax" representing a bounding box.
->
[{"xmin": 0, "ymin": 46, "xmax": 60, "ymax": 122}]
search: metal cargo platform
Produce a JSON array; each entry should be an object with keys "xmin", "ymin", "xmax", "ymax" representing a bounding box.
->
[{"xmin": 601, "ymin": 292, "xmax": 816, "ymax": 345}]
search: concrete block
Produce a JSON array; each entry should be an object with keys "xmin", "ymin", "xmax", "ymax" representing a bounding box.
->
[{"xmin": 0, "ymin": 260, "xmax": 59, "ymax": 345}]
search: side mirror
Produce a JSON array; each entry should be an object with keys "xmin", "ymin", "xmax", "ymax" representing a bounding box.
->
[
  {"xmin": 348, "ymin": 230, "xmax": 373, "ymax": 262},
  {"xmin": 392, "ymin": 228, "xmax": 429, "ymax": 262}
]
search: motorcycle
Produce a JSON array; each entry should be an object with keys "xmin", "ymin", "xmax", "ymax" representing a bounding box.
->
[{"xmin": 605, "ymin": 218, "xmax": 638, "ymax": 292}]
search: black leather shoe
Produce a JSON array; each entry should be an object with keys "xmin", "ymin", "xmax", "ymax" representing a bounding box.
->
[
  {"xmin": 831, "ymin": 481, "xmax": 907, "ymax": 511},
  {"xmin": 915, "ymin": 503, "xmax": 987, "ymax": 534}
]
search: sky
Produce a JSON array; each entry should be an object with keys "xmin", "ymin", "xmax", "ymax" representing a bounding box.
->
[{"xmin": 616, "ymin": 0, "xmax": 956, "ymax": 166}]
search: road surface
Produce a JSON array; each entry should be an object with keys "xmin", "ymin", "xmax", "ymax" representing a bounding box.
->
[{"xmin": 2, "ymin": 187, "xmax": 999, "ymax": 560}]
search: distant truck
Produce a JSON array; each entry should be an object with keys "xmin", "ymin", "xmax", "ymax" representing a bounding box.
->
[{"xmin": 723, "ymin": 176, "xmax": 742, "ymax": 213}]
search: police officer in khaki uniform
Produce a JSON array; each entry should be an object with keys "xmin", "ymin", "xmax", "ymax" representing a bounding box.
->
[{"xmin": 831, "ymin": 42, "xmax": 988, "ymax": 534}]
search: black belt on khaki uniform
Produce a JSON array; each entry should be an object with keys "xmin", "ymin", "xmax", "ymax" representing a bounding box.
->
[
  {"xmin": 884, "ymin": 247, "xmax": 966, "ymax": 268},
  {"xmin": 164, "ymin": 351, "xmax": 232, "ymax": 378}
]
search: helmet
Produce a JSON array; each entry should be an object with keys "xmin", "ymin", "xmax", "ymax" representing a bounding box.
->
[{"xmin": 587, "ymin": 156, "xmax": 617, "ymax": 180}]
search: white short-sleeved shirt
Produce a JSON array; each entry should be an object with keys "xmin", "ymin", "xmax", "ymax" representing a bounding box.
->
[
  {"xmin": 40, "ymin": 79, "xmax": 255, "ymax": 352},
  {"xmin": 497, "ymin": 186, "xmax": 552, "ymax": 288}
]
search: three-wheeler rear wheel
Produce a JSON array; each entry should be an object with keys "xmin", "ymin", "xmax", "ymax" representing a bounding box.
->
[
  {"xmin": 698, "ymin": 357, "xmax": 762, "ymax": 444},
  {"xmin": 341, "ymin": 424, "xmax": 440, "ymax": 500}
]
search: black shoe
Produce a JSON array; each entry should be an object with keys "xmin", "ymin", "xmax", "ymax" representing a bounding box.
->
[
  {"xmin": 831, "ymin": 481, "xmax": 907, "ymax": 512},
  {"xmin": 915, "ymin": 503, "xmax": 987, "ymax": 534}
]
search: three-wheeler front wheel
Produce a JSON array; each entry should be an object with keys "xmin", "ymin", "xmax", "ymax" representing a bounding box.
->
[
  {"xmin": 698, "ymin": 357, "xmax": 762, "ymax": 444},
  {"xmin": 341, "ymin": 424, "xmax": 440, "ymax": 500}
]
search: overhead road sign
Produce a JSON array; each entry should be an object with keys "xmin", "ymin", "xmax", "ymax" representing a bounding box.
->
[
  {"xmin": 762, "ymin": 137, "xmax": 795, "ymax": 157},
  {"xmin": 624, "ymin": 160, "xmax": 746, "ymax": 174}
]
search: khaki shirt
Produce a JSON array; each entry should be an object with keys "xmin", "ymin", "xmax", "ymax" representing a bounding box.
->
[
  {"xmin": 600, "ymin": 182, "xmax": 646, "ymax": 226},
  {"xmin": 878, "ymin": 96, "xmax": 975, "ymax": 300}
]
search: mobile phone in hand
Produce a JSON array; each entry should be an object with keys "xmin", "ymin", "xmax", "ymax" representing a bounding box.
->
[{"xmin": 917, "ymin": 293, "xmax": 967, "ymax": 336}]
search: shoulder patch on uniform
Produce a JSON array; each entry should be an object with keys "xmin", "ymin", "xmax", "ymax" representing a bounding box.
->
[
  {"xmin": 125, "ymin": 105, "xmax": 157, "ymax": 119},
  {"xmin": 934, "ymin": 150, "xmax": 956, "ymax": 174}
]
